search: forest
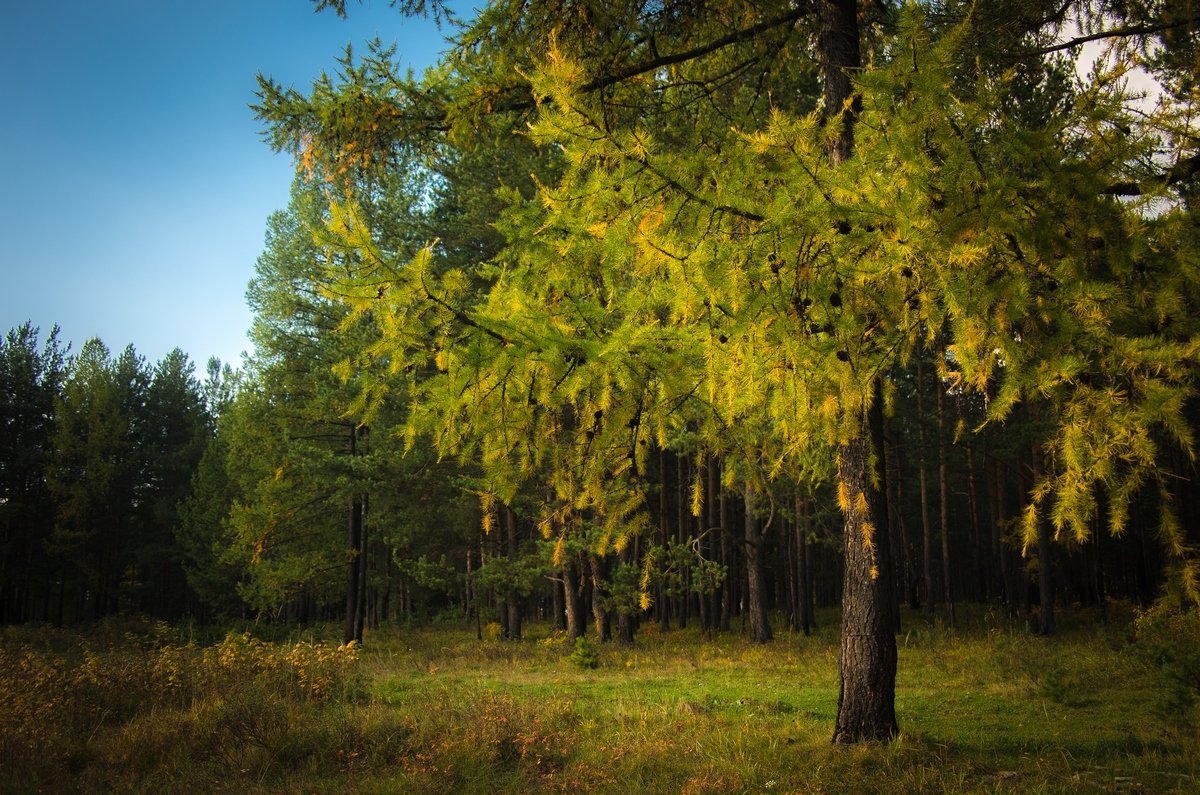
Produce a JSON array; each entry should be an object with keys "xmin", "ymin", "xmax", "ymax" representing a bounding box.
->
[{"xmin": 3, "ymin": 0, "xmax": 1200, "ymax": 791}]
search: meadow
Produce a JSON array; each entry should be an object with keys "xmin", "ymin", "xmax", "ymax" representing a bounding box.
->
[{"xmin": 1, "ymin": 604, "xmax": 1197, "ymax": 794}]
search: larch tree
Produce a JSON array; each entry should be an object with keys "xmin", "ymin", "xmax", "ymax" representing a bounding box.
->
[{"xmin": 257, "ymin": 0, "xmax": 1200, "ymax": 743}]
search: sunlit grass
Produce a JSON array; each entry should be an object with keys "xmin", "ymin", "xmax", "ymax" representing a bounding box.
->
[{"xmin": 1, "ymin": 605, "xmax": 1197, "ymax": 793}]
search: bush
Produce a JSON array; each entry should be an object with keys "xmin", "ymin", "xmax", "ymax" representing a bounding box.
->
[
  {"xmin": 568, "ymin": 636, "xmax": 600, "ymax": 670},
  {"xmin": 1133, "ymin": 601, "xmax": 1200, "ymax": 721}
]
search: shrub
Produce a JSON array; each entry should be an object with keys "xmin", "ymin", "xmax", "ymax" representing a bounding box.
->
[
  {"xmin": 568, "ymin": 636, "xmax": 600, "ymax": 670},
  {"xmin": 1133, "ymin": 601, "xmax": 1200, "ymax": 721}
]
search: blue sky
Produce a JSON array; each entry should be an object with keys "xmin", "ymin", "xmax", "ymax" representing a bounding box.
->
[{"xmin": 0, "ymin": 0, "xmax": 453, "ymax": 372}]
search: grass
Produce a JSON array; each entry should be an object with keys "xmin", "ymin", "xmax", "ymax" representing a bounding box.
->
[{"xmin": 1, "ymin": 604, "xmax": 1197, "ymax": 793}]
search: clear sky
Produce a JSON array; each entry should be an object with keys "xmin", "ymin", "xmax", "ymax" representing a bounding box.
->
[{"xmin": 0, "ymin": 0, "xmax": 453, "ymax": 372}]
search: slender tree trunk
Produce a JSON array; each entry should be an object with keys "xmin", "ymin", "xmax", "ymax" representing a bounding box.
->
[
  {"xmin": 504, "ymin": 505, "xmax": 522, "ymax": 641},
  {"xmin": 796, "ymin": 495, "xmax": 814, "ymax": 636},
  {"xmin": 917, "ymin": 355, "xmax": 935, "ymax": 620},
  {"xmin": 1030, "ymin": 444, "xmax": 1056, "ymax": 635},
  {"xmin": 343, "ymin": 493, "xmax": 363, "ymax": 646},
  {"xmin": 719, "ymin": 459, "xmax": 732, "ymax": 631},
  {"xmin": 589, "ymin": 554, "xmax": 611, "ymax": 642},
  {"xmin": 892, "ymin": 442, "xmax": 920, "ymax": 609},
  {"xmin": 617, "ymin": 545, "xmax": 636, "ymax": 645},
  {"xmin": 937, "ymin": 377, "xmax": 955, "ymax": 627},
  {"xmin": 992, "ymin": 457, "xmax": 1014, "ymax": 615},
  {"xmin": 355, "ymin": 494, "xmax": 369, "ymax": 641},
  {"xmin": 966, "ymin": 441, "xmax": 984, "ymax": 602},
  {"xmin": 743, "ymin": 481, "xmax": 772, "ymax": 643}
]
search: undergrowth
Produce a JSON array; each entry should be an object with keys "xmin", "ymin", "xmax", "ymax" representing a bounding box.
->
[{"xmin": 1, "ymin": 605, "xmax": 1197, "ymax": 793}]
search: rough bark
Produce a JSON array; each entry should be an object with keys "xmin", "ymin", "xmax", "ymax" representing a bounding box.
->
[
  {"xmin": 743, "ymin": 481, "xmax": 773, "ymax": 644},
  {"xmin": 832, "ymin": 401, "xmax": 899, "ymax": 743},
  {"xmin": 563, "ymin": 557, "xmax": 583, "ymax": 642}
]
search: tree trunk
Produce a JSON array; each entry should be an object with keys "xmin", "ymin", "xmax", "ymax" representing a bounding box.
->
[
  {"xmin": 796, "ymin": 495, "xmax": 814, "ymax": 636},
  {"xmin": 355, "ymin": 494, "xmax": 369, "ymax": 641},
  {"xmin": 937, "ymin": 377, "xmax": 955, "ymax": 627},
  {"xmin": 719, "ymin": 462, "xmax": 732, "ymax": 631},
  {"xmin": 832, "ymin": 394, "xmax": 899, "ymax": 743},
  {"xmin": 343, "ymin": 493, "xmax": 364, "ymax": 646},
  {"xmin": 563, "ymin": 557, "xmax": 583, "ymax": 642},
  {"xmin": 589, "ymin": 554, "xmax": 611, "ymax": 642},
  {"xmin": 917, "ymin": 355, "xmax": 935, "ymax": 620},
  {"xmin": 1030, "ymin": 444, "xmax": 1056, "ymax": 635},
  {"xmin": 743, "ymin": 481, "xmax": 773, "ymax": 643},
  {"xmin": 992, "ymin": 457, "xmax": 1014, "ymax": 615},
  {"xmin": 504, "ymin": 505, "xmax": 522, "ymax": 641}
]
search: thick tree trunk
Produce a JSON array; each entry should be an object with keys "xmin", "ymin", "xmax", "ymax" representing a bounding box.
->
[
  {"xmin": 743, "ymin": 481, "xmax": 773, "ymax": 644},
  {"xmin": 820, "ymin": 0, "xmax": 897, "ymax": 743},
  {"xmin": 563, "ymin": 557, "xmax": 583, "ymax": 642},
  {"xmin": 832, "ymin": 397, "xmax": 899, "ymax": 743}
]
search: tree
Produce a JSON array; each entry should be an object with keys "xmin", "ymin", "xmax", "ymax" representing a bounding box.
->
[
  {"xmin": 257, "ymin": 0, "xmax": 1200, "ymax": 743},
  {"xmin": 0, "ymin": 323, "xmax": 67, "ymax": 624}
]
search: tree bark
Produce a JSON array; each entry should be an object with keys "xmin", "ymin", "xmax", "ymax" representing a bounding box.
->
[
  {"xmin": 504, "ymin": 504, "xmax": 522, "ymax": 640},
  {"xmin": 719, "ymin": 461, "xmax": 733, "ymax": 631},
  {"xmin": 563, "ymin": 556, "xmax": 583, "ymax": 642},
  {"xmin": 743, "ymin": 480, "xmax": 773, "ymax": 643},
  {"xmin": 917, "ymin": 354, "xmax": 935, "ymax": 620},
  {"xmin": 937, "ymin": 377, "xmax": 955, "ymax": 627},
  {"xmin": 819, "ymin": 0, "xmax": 898, "ymax": 743},
  {"xmin": 343, "ymin": 493, "xmax": 364, "ymax": 645},
  {"xmin": 1030, "ymin": 444, "xmax": 1056, "ymax": 635},
  {"xmin": 833, "ymin": 396, "xmax": 899, "ymax": 743},
  {"xmin": 589, "ymin": 554, "xmax": 611, "ymax": 642}
]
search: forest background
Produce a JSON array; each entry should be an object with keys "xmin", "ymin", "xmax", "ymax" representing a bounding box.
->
[{"xmin": 3, "ymin": 0, "xmax": 1200, "ymax": 789}]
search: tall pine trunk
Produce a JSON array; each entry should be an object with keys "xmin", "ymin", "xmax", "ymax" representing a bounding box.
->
[
  {"xmin": 937, "ymin": 376, "xmax": 955, "ymax": 627},
  {"xmin": 917, "ymin": 354, "xmax": 935, "ymax": 620},
  {"xmin": 504, "ymin": 505, "xmax": 522, "ymax": 641}
]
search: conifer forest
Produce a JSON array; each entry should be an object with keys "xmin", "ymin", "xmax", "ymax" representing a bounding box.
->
[{"xmin": 3, "ymin": 1, "xmax": 1200, "ymax": 791}]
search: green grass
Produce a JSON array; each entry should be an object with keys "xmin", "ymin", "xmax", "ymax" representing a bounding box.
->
[{"xmin": 1, "ymin": 605, "xmax": 1197, "ymax": 793}]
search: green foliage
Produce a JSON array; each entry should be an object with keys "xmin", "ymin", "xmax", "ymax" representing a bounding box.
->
[
  {"xmin": 1134, "ymin": 601, "xmax": 1200, "ymax": 722},
  {"xmin": 568, "ymin": 635, "xmax": 600, "ymax": 669}
]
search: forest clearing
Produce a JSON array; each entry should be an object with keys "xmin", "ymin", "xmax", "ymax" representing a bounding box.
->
[
  {"xmin": 1, "ymin": 605, "xmax": 1197, "ymax": 793},
  {"xmin": 5, "ymin": 2, "xmax": 1200, "ymax": 792}
]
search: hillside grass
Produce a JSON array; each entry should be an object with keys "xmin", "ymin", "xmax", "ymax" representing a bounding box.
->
[{"xmin": 1, "ymin": 604, "xmax": 1197, "ymax": 793}]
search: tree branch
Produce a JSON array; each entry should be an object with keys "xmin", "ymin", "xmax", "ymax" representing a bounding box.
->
[{"xmin": 1026, "ymin": 14, "xmax": 1200, "ymax": 56}]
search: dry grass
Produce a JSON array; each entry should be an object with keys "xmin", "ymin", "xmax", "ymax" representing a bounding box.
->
[{"xmin": 1, "ymin": 605, "xmax": 1197, "ymax": 793}]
